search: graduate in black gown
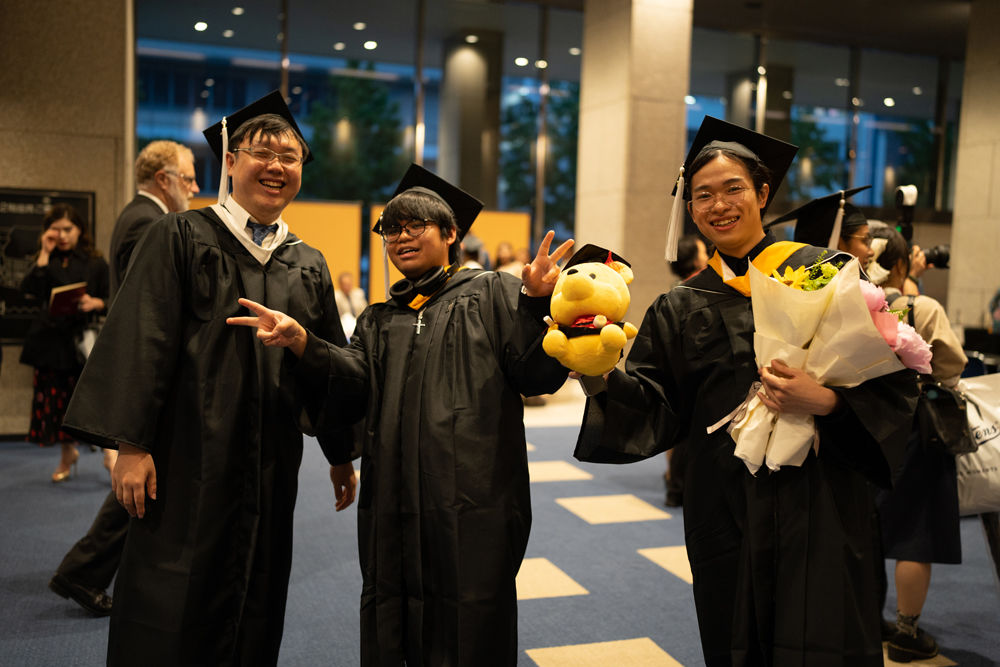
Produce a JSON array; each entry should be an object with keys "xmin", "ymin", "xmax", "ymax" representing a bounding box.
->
[
  {"xmin": 62, "ymin": 91, "xmax": 357, "ymax": 667},
  {"xmin": 573, "ymin": 117, "xmax": 919, "ymax": 667},
  {"xmin": 229, "ymin": 165, "xmax": 574, "ymax": 666}
]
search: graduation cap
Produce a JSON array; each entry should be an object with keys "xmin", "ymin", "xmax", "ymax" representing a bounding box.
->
[
  {"xmin": 202, "ymin": 90, "xmax": 311, "ymax": 205},
  {"xmin": 665, "ymin": 116, "xmax": 797, "ymax": 261},
  {"xmin": 563, "ymin": 244, "xmax": 630, "ymax": 270},
  {"xmin": 767, "ymin": 185, "xmax": 872, "ymax": 249},
  {"xmin": 373, "ymin": 164, "xmax": 484, "ymax": 241}
]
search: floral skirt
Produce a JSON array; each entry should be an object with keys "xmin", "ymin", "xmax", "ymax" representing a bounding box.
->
[{"xmin": 29, "ymin": 368, "xmax": 78, "ymax": 446}]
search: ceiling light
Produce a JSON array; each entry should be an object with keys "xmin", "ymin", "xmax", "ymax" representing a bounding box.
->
[
  {"xmin": 781, "ymin": 90, "xmax": 793, "ymax": 100},
  {"xmin": 333, "ymin": 42, "xmax": 346, "ymax": 51},
  {"xmin": 222, "ymin": 29, "xmax": 234, "ymax": 38},
  {"xmin": 852, "ymin": 96, "xmax": 863, "ymax": 107},
  {"xmin": 569, "ymin": 47, "xmax": 581, "ymax": 56},
  {"xmin": 835, "ymin": 77, "xmax": 850, "ymax": 87},
  {"xmin": 465, "ymin": 35, "xmax": 479, "ymax": 44},
  {"xmin": 231, "ymin": 7, "xmax": 244, "ymax": 16},
  {"xmin": 353, "ymin": 22, "xmax": 366, "ymax": 31},
  {"xmin": 363, "ymin": 40, "xmax": 377, "ymax": 50},
  {"xmin": 883, "ymin": 97, "xmax": 896, "ymax": 107},
  {"xmin": 205, "ymin": 78, "xmax": 215, "ymax": 87},
  {"xmin": 684, "ymin": 95, "xmax": 696, "ymax": 105},
  {"xmin": 757, "ymin": 65, "xmax": 766, "ymax": 76},
  {"xmin": 292, "ymin": 86, "xmax": 302, "ymax": 95},
  {"xmin": 514, "ymin": 57, "xmax": 528, "ymax": 67},
  {"xmin": 535, "ymin": 59, "xmax": 548, "ymax": 69},
  {"xmin": 194, "ymin": 21, "xmax": 208, "ymax": 32},
  {"xmin": 201, "ymin": 90, "xmax": 210, "ymax": 98},
  {"xmin": 912, "ymin": 86, "xmax": 923, "ymax": 95}
]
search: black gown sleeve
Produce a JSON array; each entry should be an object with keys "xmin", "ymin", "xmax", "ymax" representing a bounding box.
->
[
  {"xmin": 574, "ymin": 295, "xmax": 685, "ymax": 463},
  {"xmin": 485, "ymin": 272, "xmax": 568, "ymax": 397}
]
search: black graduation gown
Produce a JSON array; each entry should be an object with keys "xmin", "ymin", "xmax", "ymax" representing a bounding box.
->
[
  {"xmin": 298, "ymin": 268, "xmax": 568, "ymax": 666},
  {"xmin": 62, "ymin": 208, "xmax": 354, "ymax": 667},
  {"xmin": 574, "ymin": 243, "xmax": 919, "ymax": 667}
]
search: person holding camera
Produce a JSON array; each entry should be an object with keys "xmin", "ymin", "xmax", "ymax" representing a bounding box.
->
[{"xmin": 869, "ymin": 224, "xmax": 966, "ymax": 662}]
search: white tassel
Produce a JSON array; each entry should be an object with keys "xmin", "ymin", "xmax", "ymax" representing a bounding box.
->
[
  {"xmin": 665, "ymin": 166, "xmax": 685, "ymax": 262},
  {"xmin": 216, "ymin": 117, "xmax": 229, "ymax": 206},
  {"xmin": 826, "ymin": 190, "xmax": 845, "ymax": 249}
]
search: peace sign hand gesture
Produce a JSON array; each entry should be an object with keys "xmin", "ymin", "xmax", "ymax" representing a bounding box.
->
[{"xmin": 521, "ymin": 230, "xmax": 574, "ymax": 297}]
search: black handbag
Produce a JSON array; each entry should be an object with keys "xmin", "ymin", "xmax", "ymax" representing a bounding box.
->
[{"xmin": 916, "ymin": 378, "xmax": 977, "ymax": 456}]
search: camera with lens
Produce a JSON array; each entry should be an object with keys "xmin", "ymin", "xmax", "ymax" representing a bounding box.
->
[{"xmin": 923, "ymin": 244, "xmax": 950, "ymax": 269}]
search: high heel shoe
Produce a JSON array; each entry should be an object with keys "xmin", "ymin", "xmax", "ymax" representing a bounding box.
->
[{"xmin": 52, "ymin": 447, "xmax": 80, "ymax": 483}]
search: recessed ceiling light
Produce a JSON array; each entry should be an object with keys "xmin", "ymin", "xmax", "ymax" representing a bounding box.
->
[
  {"xmin": 883, "ymin": 97, "xmax": 896, "ymax": 107},
  {"xmin": 292, "ymin": 86, "xmax": 302, "ymax": 95},
  {"xmin": 852, "ymin": 96, "xmax": 863, "ymax": 107},
  {"xmin": 757, "ymin": 65, "xmax": 766, "ymax": 76},
  {"xmin": 201, "ymin": 90, "xmax": 210, "ymax": 98},
  {"xmin": 205, "ymin": 78, "xmax": 215, "ymax": 87},
  {"xmin": 194, "ymin": 21, "xmax": 208, "ymax": 32},
  {"xmin": 835, "ymin": 77, "xmax": 850, "ymax": 87},
  {"xmin": 569, "ymin": 47, "xmax": 581, "ymax": 56},
  {"xmin": 333, "ymin": 42, "xmax": 346, "ymax": 51},
  {"xmin": 514, "ymin": 57, "xmax": 528, "ymax": 67},
  {"xmin": 912, "ymin": 86, "xmax": 923, "ymax": 95},
  {"xmin": 535, "ymin": 59, "xmax": 548, "ymax": 69},
  {"xmin": 222, "ymin": 29, "xmax": 234, "ymax": 38},
  {"xmin": 363, "ymin": 40, "xmax": 377, "ymax": 50},
  {"xmin": 465, "ymin": 34, "xmax": 479, "ymax": 44},
  {"xmin": 684, "ymin": 95, "xmax": 696, "ymax": 105},
  {"xmin": 353, "ymin": 22, "xmax": 367, "ymax": 31},
  {"xmin": 231, "ymin": 7, "xmax": 244, "ymax": 16},
  {"xmin": 782, "ymin": 90, "xmax": 793, "ymax": 99}
]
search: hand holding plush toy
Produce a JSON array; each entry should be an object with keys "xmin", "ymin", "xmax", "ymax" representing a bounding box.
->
[{"xmin": 542, "ymin": 244, "xmax": 638, "ymax": 376}]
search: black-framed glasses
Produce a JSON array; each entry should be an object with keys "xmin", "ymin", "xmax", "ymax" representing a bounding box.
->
[
  {"xmin": 846, "ymin": 233, "xmax": 873, "ymax": 247},
  {"xmin": 379, "ymin": 219, "xmax": 431, "ymax": 242},
  {"xmin": 690, "ymin": 185, "xmax": 751, "ymax": 212},
  {"xmin": 232, "ymin": 145, "xmax": 304, "ymax": 167},
  {"xmin": 163, "ymin": 170, "xmax": 196, "ymax": 186}
]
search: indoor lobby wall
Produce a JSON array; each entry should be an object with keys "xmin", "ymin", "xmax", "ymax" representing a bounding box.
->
[{"xmin": 0, "ymin": 0, "xmax": 133, "ymax": 435}]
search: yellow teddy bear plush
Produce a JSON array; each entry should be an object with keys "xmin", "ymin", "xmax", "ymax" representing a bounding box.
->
[{"xmin": 542, "ymin": 244, "xmax": 638, "ymax": 376}]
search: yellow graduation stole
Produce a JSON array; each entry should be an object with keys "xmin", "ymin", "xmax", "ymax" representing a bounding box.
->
[{"xmin": 707, "ymin": 241, "xmax": 806, "ymax": 296}]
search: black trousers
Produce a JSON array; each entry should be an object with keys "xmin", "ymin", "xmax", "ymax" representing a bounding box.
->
[{"xmin": 56, "ymin": 491, "xmax": 129, "ymax": 590}]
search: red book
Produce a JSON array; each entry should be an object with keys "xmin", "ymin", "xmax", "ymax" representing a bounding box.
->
[{"xmin": 49, "ymin": 282, "xmax": 87, "ymax": 316}]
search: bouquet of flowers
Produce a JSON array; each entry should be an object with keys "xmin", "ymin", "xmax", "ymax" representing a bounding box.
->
[{"xmin": 727, "ymin": 255, "xmax": 930, "ymax": 474}]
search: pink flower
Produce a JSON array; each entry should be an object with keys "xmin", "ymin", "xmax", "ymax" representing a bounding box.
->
[
  {"xmin": 871, "ymin": 310, "xmax": 899, "ymax": 348},
  {"xmin": 859, "ymin": 280, "xmax": 887, "ymax": 313},
  {"xmin": 892, "ymin": 321, "xmax": 932, "ymax": 374}
]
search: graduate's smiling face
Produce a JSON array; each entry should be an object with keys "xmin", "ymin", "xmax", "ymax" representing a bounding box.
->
[
  {"xmin": 386, "ymin": 220, "xmax": 457, "ymax": 279},
  {"xmin": 226, "ymin": 130, "xmax": 303, "ymax": 224},
  {"xmin": 687, "ymin": 154, "xmax": 768, "ymax": 258}
]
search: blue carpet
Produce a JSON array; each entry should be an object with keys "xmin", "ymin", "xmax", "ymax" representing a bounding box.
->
[{"xmin": 1, "ymin": 432, "xmax": 997, "ymax": 666}]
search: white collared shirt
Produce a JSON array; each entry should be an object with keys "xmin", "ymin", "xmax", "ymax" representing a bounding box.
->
[
  {"xmin": 210, "ymin": 197, "xmax": 292, "ymax": 265},
  {"xmin": 137, "ymin": 190, "xmax": 170, "ymax": 214}
]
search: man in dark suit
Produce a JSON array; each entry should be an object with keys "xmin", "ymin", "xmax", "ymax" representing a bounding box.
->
[
  {"xmin": 47, "ymin": 140, "xmax": 198, "ymax": 616},
  {"xmin": 108, "ymin": 140, "xmax": 200, "ymax": 292}
]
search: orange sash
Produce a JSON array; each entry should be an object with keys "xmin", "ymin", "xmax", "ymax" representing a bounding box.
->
[{"xmin": 706, "ymin": 241, "xmax": 806, "ymax": 296}]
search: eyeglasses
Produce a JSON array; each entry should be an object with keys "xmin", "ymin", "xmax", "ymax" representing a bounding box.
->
[
  {"xmin": 163, "ymin": 170, "xmax": 197, "ymax": 186},
  {"xmin": 690, "ymin": 185, "xmax": 752, "ymax": 212},
  {"xmin": 846, "ymin": 233, "xmax": 873, "ymax": 247},
  {"xmin": 232, "ymin": 145, "xmax": 304, "ymax": 167},
  {"xmin": 379, "ymin": 219, "xmax": 431, "ymax": 243}
]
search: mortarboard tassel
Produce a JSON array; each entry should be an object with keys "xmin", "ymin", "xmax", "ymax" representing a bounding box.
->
[
  {"xmin": 826, "ymin": 190, "xmax": 846, "ymax": 249},
  {"xmin": 216, "ymin": 117, "xmax": 229, "ymax": 206},
  {"xmin": 664, "ymin": 165, "xmax": 685, "ymax": 262}
]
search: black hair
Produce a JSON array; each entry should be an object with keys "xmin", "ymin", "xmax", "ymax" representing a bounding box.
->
[
  {"xmin": 872, "ymin": 224, "xmax": 910, "ymax": 276},
  {"xmin": 382, "ymin": 190, "xmax": 459, "ymax": 262},
  {"xmin": 43, "ymin": 203, "xmax": 99, "ymax": 257},
  {"xmin": 669, "ymin": 235, "xmax": 704, "ymax": 280},
  {"xmin": 230, "ymin": 113, "xmax": 309, "ymax": 161},
  {"xmin": 687, "ymin": 142, "xmax": 773, "ymax": 203}
]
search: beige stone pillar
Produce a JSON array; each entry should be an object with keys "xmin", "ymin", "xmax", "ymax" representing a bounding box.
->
[
  {"xmin": 947, "ymin": 0, "xmax": 1000, "ymax": 330},
  {"xmin": 0, "ymin": 0, "xmax": 133, "ymax": 434},
  {"xmin": 575, "ymin": 0, "xmax": 693, "ymax": 320}
]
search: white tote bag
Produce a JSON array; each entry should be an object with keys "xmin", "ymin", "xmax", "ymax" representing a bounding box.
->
[{"xmin": 956, "ymin": 373, "xmax": 1000, "ymax": 515}]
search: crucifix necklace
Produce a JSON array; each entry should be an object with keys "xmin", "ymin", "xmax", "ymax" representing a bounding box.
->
[{"xmin": 413, "ymin": 308, "xmax": 426, "ymax": 335}]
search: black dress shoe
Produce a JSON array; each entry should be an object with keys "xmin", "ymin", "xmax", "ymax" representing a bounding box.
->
[
  {"xmin": 48, "ymin": 573, "xmax": 112, "ymax": 616},
  {"xmin": 887, "ymin": 627, "xmax": 939, "ymax": 662}
]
